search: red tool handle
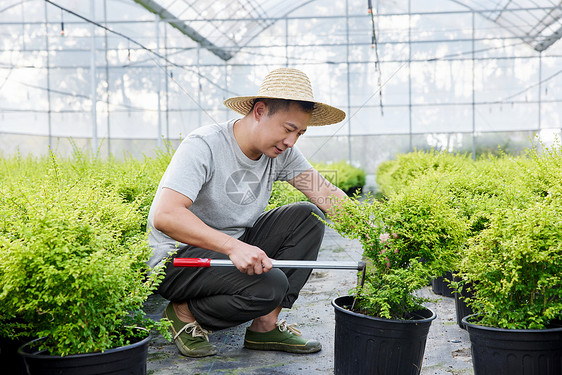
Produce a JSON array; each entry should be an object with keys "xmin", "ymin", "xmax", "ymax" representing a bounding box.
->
[{"xmin": 173, "ymin": 258, "xmax": 211, "ymax": 267}]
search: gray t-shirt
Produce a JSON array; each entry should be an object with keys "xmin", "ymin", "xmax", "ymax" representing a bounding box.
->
[{"xmin": 147, "ymin": 119, "xmax": 312, "ymax": 268}]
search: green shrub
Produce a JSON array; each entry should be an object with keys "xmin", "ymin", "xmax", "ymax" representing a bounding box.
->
[
  {"xmin": 0, "ymin": 153, "xmax": 170, "ymax": 356},
  {"xmin": 327, "ymin": 144, "xmax": 562, "ymax": 325},
  {"xmin": 373, "ymin": 143, "xmax": 562, "ymax": 329},
  {"xmin": 458, "ymin": 197, "xmax": 562, "ymax": 329},
  {"xmin": 454, "ymin": 144, "xmax": 562, "ymax": 329},
  {"xmin": 374, "ymin": 159, "xmax": 399, "ymax": 195},
  {"xmin": 431, "ymin": 156, "xmax": 533, "ymax": 239},
  {"xmin": 53, "ymin": 147, "xmax": 172, "ymax": 231},
  {"xmin": 382, "ymin": 176, "xmax": 469, "ymax": 277},
  {"xmin": 519, "ymin": 144, "xmax": 562, "ymax": 199},
  {"xmin": 375, "ymin": 149, "xmax": 472, "ymax": 196},
  {"xmin": 324, "ymin": 192, "xmax": 465, "ymax": 319}
]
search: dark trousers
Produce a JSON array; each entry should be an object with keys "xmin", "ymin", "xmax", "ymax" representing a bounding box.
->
[{"xmin": 158, "ymin": 202, "xmax": 326, "ymax": 331}]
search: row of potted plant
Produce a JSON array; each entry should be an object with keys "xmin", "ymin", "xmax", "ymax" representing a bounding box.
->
[
  {"xmin": 0, "ymin": 148, "xmax": 365, "ymax": 373},
  {"xmin": 0, "ymin": 150, "xmax": 173, "ymax": 374},
  {"xmin": 327, "ymin": 144, "xmax": 562, "ymax": 374},
  {"xmin": 11, "ymin": 142, "xmax": 558, "ymax": 373}
]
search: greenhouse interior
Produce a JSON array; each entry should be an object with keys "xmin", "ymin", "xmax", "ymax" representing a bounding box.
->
[
  {"xmin": 2, "ymin": 1, "xmax": 562, "ymax": 374},
  {"xmin": 2, "ymin": 0, "xmax": 561, "ymax": 175}
]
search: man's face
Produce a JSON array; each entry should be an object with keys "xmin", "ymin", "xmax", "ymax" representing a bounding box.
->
[{"xmin": 254, "ymin": 102, "xmax": 311, "ymax": 159}]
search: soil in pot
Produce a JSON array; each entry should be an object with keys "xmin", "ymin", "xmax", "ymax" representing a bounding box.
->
[{"xmin": 332, "ymin": 296, "xmax": 436, "ymax": 375}]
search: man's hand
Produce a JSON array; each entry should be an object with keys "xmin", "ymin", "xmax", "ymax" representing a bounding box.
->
[{"xmin": 227, "ymin": 242, "xmax": 273, "ymax": 275}]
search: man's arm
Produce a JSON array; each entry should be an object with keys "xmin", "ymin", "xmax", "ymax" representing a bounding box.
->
[
  {"xmin": 153, "ymin": 187, "xmax": 272, "ymax": 275},
  {"xmin": 288, "ymin": 167, "xmax": 349, "ymax": 218}
]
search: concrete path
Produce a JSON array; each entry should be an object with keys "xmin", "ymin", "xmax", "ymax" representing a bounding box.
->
[{"xmin": 144, "ymin": 226, "xmax": 474, "ymax": 375}]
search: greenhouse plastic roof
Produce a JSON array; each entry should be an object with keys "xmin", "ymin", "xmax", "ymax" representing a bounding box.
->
[
  {"xmin": 135, "ymin": 0, "xmax": 562, "ymax": 60},
  {"xmin": 133, "ymin": 0, "xmax": 315, "ymax": 61},
  {"xmin": 453, "ymin": 0, "xmax": 562, "ymax": 52}
]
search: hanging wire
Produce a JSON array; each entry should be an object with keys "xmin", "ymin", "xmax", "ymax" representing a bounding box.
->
[{"xmin": 368, "ymin": 0, "xmax": 384, "ymax": 116}]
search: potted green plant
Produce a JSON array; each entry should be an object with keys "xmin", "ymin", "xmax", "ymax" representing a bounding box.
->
[
  {"xmin": 442, "ymin": 151, "xmax": 547, "ymax": 330},
  {"xmin": 325, "ymin": 182, "xmax": 467, "ymax": 375},
  {"xmin": 375, "ymin": 151, "xmax": 476, "ymax": 300},
  {"xmin": 403, "ymin": 155, "xmax": 535, "ymax": 325},
  {"xmin": 0, "ymin": 154, "xmax": 170, "ymax": 374},
  {"xmin": 459, "ymin": 195, "xmax": 562, "ymax": 375}
]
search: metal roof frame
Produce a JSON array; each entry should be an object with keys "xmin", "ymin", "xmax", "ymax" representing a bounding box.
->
[
  {"xmin": 132, "ymin": 0, "xmax": 315, "ymax": 61},
  {"xmin": 451, "ymin": 0, "xmax": 562, "ymax": 52}
]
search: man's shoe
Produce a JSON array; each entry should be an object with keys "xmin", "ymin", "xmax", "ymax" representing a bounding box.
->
[
  {"xmin": 243, "ymin": 320, "xmax": 322, "ymax": 354},
  {"xmin": 162, "ymin": 303, "xmax": 218, "ymax": 358}
]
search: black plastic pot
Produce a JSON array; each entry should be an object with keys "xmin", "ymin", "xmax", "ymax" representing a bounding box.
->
[
  {"xmin": 0, "ymin": 336, "xmax": 28, "ymax": 375},
  {"xmin": 431, "ymin": 271, "xmax": 455, "ymax": 298},
  {"xmin": 462, "ymin": 315, "xmax": 562, "ymax": 375},
  {"xmin": 332, "ymin": 296, "xmax": 436, "ymax": 375},
  {"xmin": 454, "ymin": 284, "xmax": 474, "ymax": 330},
  {"xmin": 18, "ymin": 331, "xmax": 151, "ymax": 375}
]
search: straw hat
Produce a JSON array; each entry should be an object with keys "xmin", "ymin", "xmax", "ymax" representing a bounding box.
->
[{"xmin": 223, "ymin": 68, "xmax": 346, "ymax": 126}]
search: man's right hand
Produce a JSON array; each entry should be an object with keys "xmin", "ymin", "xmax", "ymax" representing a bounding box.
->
[
  {"xmin": 227, "ymin": 241, "xmax": 273, "ymax": 276},
  {"xmin": 154, "ymin": 188, "xmax": 273, "ymax": 275}
]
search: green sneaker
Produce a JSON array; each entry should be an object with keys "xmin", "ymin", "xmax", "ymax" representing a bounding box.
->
[
  {"xmin": 162, "ymin": 303, "xmax": 218, "ymax": 358},
  {"xmin": 243, "ymin": 320, "xmax": 322, "ymax": 354}
]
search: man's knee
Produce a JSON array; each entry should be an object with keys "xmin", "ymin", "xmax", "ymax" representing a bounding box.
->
[
  {"xmin": 251, "ymin": 269, "xmax": 289, "ymax": 307},
  {"xmin": 293, "ymin": 201, "xmax": 325, "ymax": 220},
  {"xmin": 287, "ymin": 202, "xmax": 326, "ymax": 233},
  {"xmin": 294, "ymin": 202, "xmax": 326, "ymax": 239}
]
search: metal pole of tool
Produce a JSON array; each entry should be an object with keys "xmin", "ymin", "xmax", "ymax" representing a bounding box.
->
[{"xmin": 173, "ymin": 258, "xmax": 366, "ymax": 270}]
